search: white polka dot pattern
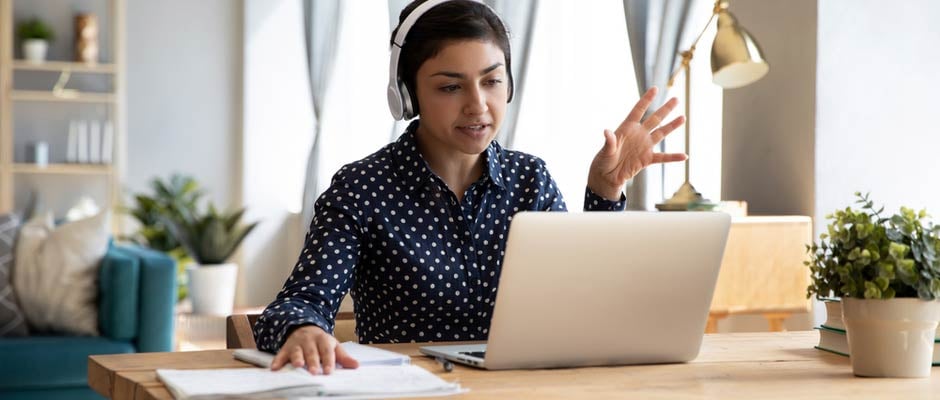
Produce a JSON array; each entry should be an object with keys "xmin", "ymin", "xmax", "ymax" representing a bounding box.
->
[{"xmin": 254, "ymin": 120, "xmax": 626, "ymax": 350}]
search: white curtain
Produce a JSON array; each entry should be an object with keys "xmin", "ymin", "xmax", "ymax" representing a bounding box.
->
[{"xmin": 300, "ymin": 0, "xmax": 345, "ymax": 235}]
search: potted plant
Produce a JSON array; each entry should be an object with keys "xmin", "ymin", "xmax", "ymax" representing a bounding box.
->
[
  {"xmin": 807, "ymin": 192, "xmax": 940, "ymax": 378},
  {"xmin": 167, "ymin": 203, "xmax": 258, "ymax": 316},
  {"xmin": 17, "ymin": 17, "xmax": 55, "ymax": 63},
  {"xmin": 123, "ymin": 174, "xmax": 203, "ymax": 302}
]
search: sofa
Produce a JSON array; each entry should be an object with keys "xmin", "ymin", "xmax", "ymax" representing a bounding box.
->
[{"xmin": 0, "ymin": 244, "xmax": 177, "ymax": 400}]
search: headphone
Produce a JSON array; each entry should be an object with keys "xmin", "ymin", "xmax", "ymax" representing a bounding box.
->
[{"xmin": 387, "ymin": 0, "xmax": 514, "ymax": 121}]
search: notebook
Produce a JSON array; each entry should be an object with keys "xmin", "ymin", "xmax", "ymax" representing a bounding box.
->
[
  {"xmin": 157, "ymin": 365, "xmax": 463, "ymax": 399},
  {"xmin": 158, "ymin": 343, "xmax": 462, "ymax": 399}
]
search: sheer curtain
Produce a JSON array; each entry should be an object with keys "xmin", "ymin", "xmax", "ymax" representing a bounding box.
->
[
  {"xmin": 299, "ymin": 0, "xmax": 344, "ymax": 235},
  {"xmin": 485, "ymin": 0, "xmax": 539, "ymax": 149}
]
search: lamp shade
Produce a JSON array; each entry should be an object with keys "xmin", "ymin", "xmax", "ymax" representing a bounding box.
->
[{"xmin": 711, "ymin": 8, "xmax": 768, "ymax": 89}]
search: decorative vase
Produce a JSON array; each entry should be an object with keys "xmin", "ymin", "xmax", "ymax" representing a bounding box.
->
[
  {"xmin": 842, "ymin": 297, "xmax": 940, "ymax": 378},
  {"xmin": 22, "ymin": 39, "xmax": 48, "ymax": 63},
  {"xmin": 187, "ymin": 263, "xmax": 238, "ymax": 316},
  {"xmin": 75, "ymin": 14, "xmax": 99, "ymax": 64}
]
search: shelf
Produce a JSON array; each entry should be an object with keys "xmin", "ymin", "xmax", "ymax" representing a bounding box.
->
[
  {"xmin": 11, "ymin": 163, "xmax": 113, "ymax": 175},
  {"xmin": 12, "ymin": 60, "xmax": 116, "ymax": 74},
  {"xmin": 10, "ymin": 90, "xmax": 115, "ymax": 103}
]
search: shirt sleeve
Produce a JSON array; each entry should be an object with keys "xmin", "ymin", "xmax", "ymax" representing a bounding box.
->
[
  {"xmin": 583, "ymin": 187, "xmax": 626, "ymax": 211},
  {"xmin": 253, "ymin": 171, "xmax": 363, "ymax": 352}
]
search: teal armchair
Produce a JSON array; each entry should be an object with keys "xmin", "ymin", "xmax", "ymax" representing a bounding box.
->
[{"xmin": 0, "ymin": 244, "xmax": 177, "ymax": 400}]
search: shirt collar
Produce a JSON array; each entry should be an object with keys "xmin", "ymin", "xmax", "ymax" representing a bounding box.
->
[{"xmin": 392, "ymin": 120, "xmax": 507, "ymax": 193}]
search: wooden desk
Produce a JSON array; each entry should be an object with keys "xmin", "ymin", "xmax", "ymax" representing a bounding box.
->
[{"xmin": 88, "ymin": 331, "xmax": 940, "ymax": 399}]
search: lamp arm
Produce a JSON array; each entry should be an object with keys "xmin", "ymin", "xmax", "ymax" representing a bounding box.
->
[{"xmin": 667, "ymin": 0, "xmax": 722, "ymax": 87}]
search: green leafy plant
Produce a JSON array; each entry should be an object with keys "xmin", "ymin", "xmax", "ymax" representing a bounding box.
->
[
  {"xmin": 807, "ymin": 192, "xmax": 940, "ymax": 300},
  {"xmin": 17, "ymin": 18, "xmax": 55, "ymax": 41},
  {"xmin": 125, "ymin": 175, "xmax": 203, "ymax": 251},
  {"xmin": 123, "ymin": 174, "xmax": 203, "ymax": 301},
  {"xmin": 167, "ymin": 203, "xmax": 259, "ymax": 265}
]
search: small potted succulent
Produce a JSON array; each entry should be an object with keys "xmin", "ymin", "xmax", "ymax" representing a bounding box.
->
[
  {"xmin": 807, "ymin": 192, "xmax": 940, "ymax": 378},
  {"xmin": 17, "ymin": 17, "xmax": 55, "ymax": 63},
  {"xmin": 167, "ymin": 203, "xmax": 258, "ymax": 316}
]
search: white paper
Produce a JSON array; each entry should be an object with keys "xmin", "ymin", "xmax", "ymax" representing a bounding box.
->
[
  {"xmin": 157, "ymin": 368, "xmax": 319, "ymax": 399},
  {"xmin": 76, "ymin": 121, "xmax": 89, "ymax": 163},
  {"xmin": 89, "ymin": 120, "xmax": 101, "ymax": 163},
  {"xmin": 157, "ymin": 365, "xmax": 462, "ymax": 400},
  {"xmin": 101, "ymin": 121, "xmax": 113, "ymax": 164},
  {"xmin": 305, "ymin": 365, "xmax": 460, "ymax": 396}
]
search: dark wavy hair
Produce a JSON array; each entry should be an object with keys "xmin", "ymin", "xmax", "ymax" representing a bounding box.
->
[{"xmin": 390, "ymin": 0, "xmax": 513, "ymax": 115}]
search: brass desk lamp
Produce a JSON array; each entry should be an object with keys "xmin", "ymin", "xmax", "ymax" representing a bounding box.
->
[{"xmin": 655, "ymin": 0, "xmax": 769, "ymax": 211}]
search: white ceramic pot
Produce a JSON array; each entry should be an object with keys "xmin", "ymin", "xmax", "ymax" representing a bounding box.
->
[
  {"xmin": 187, "ymin": 263, "xmax": 238, "ymax": 316},
  {"xmin": 842, "ymin": 297, "xmax": 940, "ymax": 378},
  {"xmin": 22, "ymin": 39, "xmax": 48, "ymax": 63}
]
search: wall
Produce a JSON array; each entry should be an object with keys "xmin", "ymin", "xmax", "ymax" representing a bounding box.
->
[
  {"xmin": 717, "ymin": 0, "xmax": 817, "ymax": 332},
  {"xmin": 721, "ymin": 0, "xmax": 816, "ymax": 217},
  {"xmin": 816, "ymin": 0, "xmax": 940, "ymax": 230},
  {"xmin": 126, "ymin": 0, "xmax": 242, "ymax": 209}
]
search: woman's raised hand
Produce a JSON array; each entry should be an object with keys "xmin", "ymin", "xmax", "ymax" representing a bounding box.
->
[{"xmin": 587, "ymin": 87, "xmax": 687, "ymax": 200}]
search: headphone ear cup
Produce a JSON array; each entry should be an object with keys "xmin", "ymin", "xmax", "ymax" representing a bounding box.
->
[
  {"xmin": 388, "ymin": 83, "xmax": 404, "ymax": 120},
  {"xmin": 400, "ymin": 82, "xmax": 417, "ymax": 120}
]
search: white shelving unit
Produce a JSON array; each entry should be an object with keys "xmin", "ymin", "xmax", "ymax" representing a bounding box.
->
[{"xmin": 0, "ymin": 0, "xmax": 125, "ymax": 232}]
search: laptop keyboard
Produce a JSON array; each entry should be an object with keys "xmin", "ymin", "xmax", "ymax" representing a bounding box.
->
[{"xmin": 459, "ymin": 351, "xmax": 486, "ymax": 359}]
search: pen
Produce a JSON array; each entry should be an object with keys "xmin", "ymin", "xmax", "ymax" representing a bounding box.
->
[{"xmin": 435, "ymin": 357, "xmax": 454, "ymax": 372}]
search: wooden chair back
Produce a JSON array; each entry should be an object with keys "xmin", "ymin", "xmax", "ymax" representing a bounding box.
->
[{"xmin": 226, "ymin": 312, "xmax": 357, "ymax": 349}]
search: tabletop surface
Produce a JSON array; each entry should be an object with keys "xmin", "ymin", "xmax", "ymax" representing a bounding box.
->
[{"xmin": 88, "ymin": 331, "xmax": 940, "ymax": 399}]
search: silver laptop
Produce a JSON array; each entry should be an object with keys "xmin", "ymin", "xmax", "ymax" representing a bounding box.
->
[{"xmin": 420, "ymin": 211, "xmax": 731, "ymax": 370}]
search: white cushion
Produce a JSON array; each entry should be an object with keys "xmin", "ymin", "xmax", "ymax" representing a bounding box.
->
[{"xmin": 13, "ymin": 212, "xmax": 110, "ymax": 335}]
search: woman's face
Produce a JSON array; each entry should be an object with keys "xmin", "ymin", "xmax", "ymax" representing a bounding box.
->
[{"xmin": 413, "ymin": 39, "xmax": 508, "ymax": 158}]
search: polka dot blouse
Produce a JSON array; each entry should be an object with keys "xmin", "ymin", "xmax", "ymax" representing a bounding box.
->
[{"xmin": 254, "ymin": 120, "xmax": 626, "ymax": 349}]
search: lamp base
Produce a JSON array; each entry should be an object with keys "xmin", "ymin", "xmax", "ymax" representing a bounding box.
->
[{"xmin": 655, "ymin": 181, "xmax": 717, "ymax": 211}]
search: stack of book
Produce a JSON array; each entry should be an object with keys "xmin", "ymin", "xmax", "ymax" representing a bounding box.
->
[{"xmin": 815, "ymin": 299, "xmax": 940, "ymax": 364}]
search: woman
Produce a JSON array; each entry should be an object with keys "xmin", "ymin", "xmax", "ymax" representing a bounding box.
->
[{"xmin": 254, "ymin": 0, "xmax": 686, "ymax": 374}]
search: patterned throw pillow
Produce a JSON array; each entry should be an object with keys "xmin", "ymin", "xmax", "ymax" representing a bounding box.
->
[{"xmin": 0, "ymin": 213, "xmax": 28, "ymax": 336}]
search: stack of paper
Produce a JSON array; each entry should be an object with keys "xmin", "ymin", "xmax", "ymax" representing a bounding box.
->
[{"xmin": 158, "ymin": 343, "xmax": 464, "ymax": 399}]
